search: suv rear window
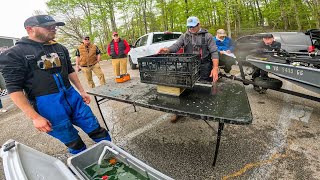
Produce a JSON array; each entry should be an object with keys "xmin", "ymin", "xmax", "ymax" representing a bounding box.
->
[
  {"xmin": 236, "ymin": 35, "xmax": 262, "ymax": 43},
  {"xmin": 280, "ymin": 34, "xmax": 311, "ymax": 45},
  {"xmin": 152, "ymin": 34, "xmax": 181, "ymax": 43}
]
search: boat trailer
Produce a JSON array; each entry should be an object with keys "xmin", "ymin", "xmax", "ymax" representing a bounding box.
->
[{"xmin": 222, "ymin": 51, "xmax": 320, "ymax": 102}]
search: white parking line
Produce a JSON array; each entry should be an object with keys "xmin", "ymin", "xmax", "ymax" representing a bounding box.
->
[
  {"xmin": 116, "ymin": 113, "xmax": 172, "ymax": 147},
  {"xmin": 289, "ymin": 105, "xmax": 313, "ymax": 123},
  {"xmin": 249, "ymin": 83, "xmax": 293, "ymax": 179},
  {"xmin": 99, "ymin": 102, "xmax": 171, "ymax": 147}
]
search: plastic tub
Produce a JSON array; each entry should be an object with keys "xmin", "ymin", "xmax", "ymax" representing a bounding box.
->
[
  {"xmin": 67, "ymin": 140, "xmax": 173, "ymax": 180},
  {"xmin": 0, "ymin": 140, "xmax": 77, "ymax": 180}
]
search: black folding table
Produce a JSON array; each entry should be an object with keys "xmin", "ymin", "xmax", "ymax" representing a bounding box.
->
[{"xmin": 87, "ymin": 78, "xmax": 253, "ymax": 166}]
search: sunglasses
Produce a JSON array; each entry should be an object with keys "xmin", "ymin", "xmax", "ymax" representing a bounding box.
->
[
  {"xmin": 187, "ymin": 23, "xmax": 199, "ymax": 29},
  {"xmin": 84, "ymin": 38, "xmax": 90, "ymax": 40},
  {"xmin": 113, "ymin": 34, "xmax": 118, "ymax": 37},
  {"xmin": 34, "ymin": 25, "xmax": 57, "ymax": 30}
]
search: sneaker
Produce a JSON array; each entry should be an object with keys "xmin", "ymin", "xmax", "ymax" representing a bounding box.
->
[{"xmin": 0, "ymin": 109, "xmax": 7, "ymax": 113}]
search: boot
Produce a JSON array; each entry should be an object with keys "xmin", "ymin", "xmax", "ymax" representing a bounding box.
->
[
  {"xmin": 115, "ymin": 75, "xmax": 124, "ymax": 83},
  {"xmin": 122, "ymin": 73, "xmax": 131, "ymax": 82}
]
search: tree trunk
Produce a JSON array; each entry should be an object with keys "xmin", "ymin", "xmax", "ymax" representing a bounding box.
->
[
  {"xmin": 106, "ymin": 0, "xmax": 117, "ymax": 32},
  {"xmin": 279, "ymin": 0, "xmax": 288, "ymax": 30},
  {"xmin": 160, "ymin": 0, "xmax": 167, "ymax": 31},
  {"xmin": 170, "ymin": 0, "xmax": 175, "ymax": 30},
  {"xmin": 185, "ymin": 0, "xmax": 189, "ymax": 19},
  {"xmin": 142, "ymin": 0, "xmax": 148, "ymax": 34},
  {"xmin": 292, "ymin": 0, "xmax": 301, "ymax": 31},
  {"xmin": 249, "ymin": 1, "xmax": 257, "ymax": 26},
  {"xmin": 313, "ymin": 0, "xmax": 320, "ymax": 28},
  {"xmin": 211, "ymin": 1, "xmax": 217, "ymax": 26},
  {"xmin": 78, "ymin": 0, "xmax": 93, "ymax": 36},
  {"xmin": 224, "ymin": 0, "xmax": 231, "ymax": 37},
  {"xmin": 255, "ymin": 0, "xmax": 263, "ymax": 26}
]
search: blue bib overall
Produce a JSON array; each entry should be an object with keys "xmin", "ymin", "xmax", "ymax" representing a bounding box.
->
[{"xmin": 25, "ymin": 45, "xmax": 110, "ymax": 154}]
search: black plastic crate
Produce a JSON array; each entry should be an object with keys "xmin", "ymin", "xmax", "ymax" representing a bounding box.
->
[{"xmin": 138, "ymin": 54, "xmax": 200, "ymax": 88}]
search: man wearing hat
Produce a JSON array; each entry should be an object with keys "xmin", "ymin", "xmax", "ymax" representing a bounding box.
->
[
  {"xmin": 214, "ymin": 29, "xmax": 236, "ymax": 73},
  {"xmin": 75, "ymin": 35, "xmax": 106, "ymax": 88},
  {"xmin": 107, "ymin": 32, "xmax": 131, "ymax": 82},
  {"xmin": 252, "ymin": 33, "xmax": 281, "ymax": 93},
  {"xmin": 158, "ymin": 16, "xmax": 219, "ymax": 82},
  {"xmin": 158, "ymin": 16, "xmax": 219, "ymax": 122},
  {"xmin": 0, "ymin": 15, "xmax": 111, "ymax": 154}
]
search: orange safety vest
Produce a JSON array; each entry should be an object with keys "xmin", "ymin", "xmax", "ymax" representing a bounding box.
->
[{"xmin": 78, "ymin": 44, "xmax": 97, "ymax": 66}]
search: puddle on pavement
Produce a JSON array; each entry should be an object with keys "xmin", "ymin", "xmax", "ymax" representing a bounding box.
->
[{"xmin": 84, "ymin": 157, "xmax": 149, "ymax": 180}]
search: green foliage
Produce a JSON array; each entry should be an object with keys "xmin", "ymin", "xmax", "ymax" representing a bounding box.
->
[
  {"xmin": 100, "ymin": 53, "xmax": 111, "ymax": 61},
  {"xmin": 47, "ymin": 0, "xmax": 320, "ymax": 47}
]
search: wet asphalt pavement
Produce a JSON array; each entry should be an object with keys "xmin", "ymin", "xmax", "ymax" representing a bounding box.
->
[{"xmin": 1, "ymin": 60, "xmax": 320, "ymax": 180}]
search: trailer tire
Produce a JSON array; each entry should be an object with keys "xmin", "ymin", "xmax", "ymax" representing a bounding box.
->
[{"xmin": 254, "ymin": 77, "xmax": 283, "ymax": 90}]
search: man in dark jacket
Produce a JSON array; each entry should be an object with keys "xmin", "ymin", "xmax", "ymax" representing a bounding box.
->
[
  {"xmin": 107, "ymin": 32, "xmax": 131, "ymax": 82},
  {"xmin": 158, "ymin": 16, "xmax": 219, "ymax": 82},
  {"xmin": 0, "ymin": 15, "xmax": 111, "ymax": 154},
  {"xmin": 158, "ymin": 16, "xmax": 219, "ymax": 122},
  {"xmin": 252, "ymin": 34, "xmax": 281, "ymax": 93}
]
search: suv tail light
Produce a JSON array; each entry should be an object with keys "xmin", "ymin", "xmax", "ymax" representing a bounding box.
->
[
  {"xmin": 308, "ymin": 45, "xmax": 315, "ymax": 52},
  {"xmin": 176, "ymin": 48, "xmax": 184, "ymax": 54}
]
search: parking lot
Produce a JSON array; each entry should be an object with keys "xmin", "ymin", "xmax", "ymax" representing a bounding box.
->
[{"xmin": 1, "ymin": 60, "xmax": 320, "ymax": 180}]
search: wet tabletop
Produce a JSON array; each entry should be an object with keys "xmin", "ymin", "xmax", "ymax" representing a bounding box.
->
[{"xmin": 89, "ymin": 78, "xmax": 252, "ymax": 125}]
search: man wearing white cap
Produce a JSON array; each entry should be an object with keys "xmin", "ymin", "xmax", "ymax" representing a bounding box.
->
[
  {"xmin": 158, "ymin": 16, "xmax": 219, "ymax": 82},
  {"xmin": 214, "ymin": 29, "xmax": 236, "ymax": 73},
  {"xmin": 158, "ymin": 16, "xmax": 219, "ymax": 122}
]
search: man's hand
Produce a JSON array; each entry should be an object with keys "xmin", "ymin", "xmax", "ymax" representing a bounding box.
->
[
  {"xmin": 33, "ymin": 116, "xmax": 52, "ymax": 132},
  {"xmin": 81, "ymin": 91, "xmax": 91, "ymax": 104},
  {"xmin": 210, "ymin": 67, "xmax": 219, "ymax": 82},
  {"xmin": 220, "ymin": 51, "xmax": 225, "ymax": 54},
  {"xmin": 157, "ymin": 48, "xmax": 169, "ymax": 54}
]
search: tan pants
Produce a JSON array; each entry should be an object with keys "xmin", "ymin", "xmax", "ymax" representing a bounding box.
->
[
  {"xmin": 112, "ymin": 58, "xmax": 127, "ymax": 76},
  {"xmin": 81, "ymin": 63, "xmax": 106, "ymax": 88}
]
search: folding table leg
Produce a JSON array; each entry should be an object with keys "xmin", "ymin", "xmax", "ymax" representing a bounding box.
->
[
  {"xmin": 94, "ymin": 96, "xmax": 109, "ymax": 131},
  {"xmin": 212, "ymin": 122, "xmax": 224, "ymax": 166}
]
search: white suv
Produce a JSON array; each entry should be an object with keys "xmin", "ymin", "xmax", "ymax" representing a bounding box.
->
[{"xmin": 128, "ymin": 32, "xmax": 182, "ymax": 69}]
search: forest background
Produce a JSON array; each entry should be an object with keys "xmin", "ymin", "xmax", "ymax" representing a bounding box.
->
[{"xmin": 45, "ymin": 0, "xmax": 320, "ymax": 58}]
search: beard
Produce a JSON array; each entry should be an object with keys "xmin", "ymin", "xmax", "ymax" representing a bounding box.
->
[{"xmin": 34, "ymin": 30, "xmax": 56, "ymax": 42}]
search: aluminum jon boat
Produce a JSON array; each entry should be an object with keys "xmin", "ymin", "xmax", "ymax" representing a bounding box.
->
[{"xmin": 246, "ymin": 54, "xmax": 320, "ymax": 94}]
